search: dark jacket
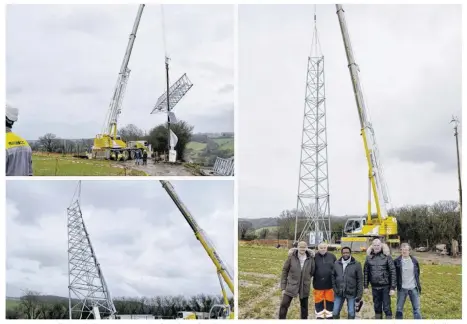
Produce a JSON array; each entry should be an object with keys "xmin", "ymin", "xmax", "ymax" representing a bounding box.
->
[
  {"xmin": 281, "ymin": 249, "xmax": 315, "ymax": 299},
  {"xmin": 313, "ymin": 252, "xmax": 337, "ymax": 290},
  {"xmin": 394, "ymin": 255, "xmax": 421, "ymax": 293},
  {"xmin": 363, "ymin": 244, "xmax": 396, "ymax": 290},
  {"xmin": 332, "ymin": 256, "xmax": 363, "ymax": 300}
]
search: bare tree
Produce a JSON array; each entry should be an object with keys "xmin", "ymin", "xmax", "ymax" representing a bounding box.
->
[
  {"xmin": 38, "ymin": 133, "xmax": 59, "ymax": 153},
  {"xmin": 238, "ymin": 221, "xmax": 253, "ymax": 239},
  {"xmin": 19, "ymin": 289, "xmax": 41, "ymax": 319},
  {"xmin": 119, "ymin": 124, "xmax": 145, "ymax": 142}
]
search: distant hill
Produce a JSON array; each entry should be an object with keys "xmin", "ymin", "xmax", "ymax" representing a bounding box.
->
[
  {"xmin": 7, "ymin": 295, "xmax": 71, "ymax": 302},
  {"xmin": 238, "ymin": 217, "xmax": 278, "ymax": 230},
  {"xmin": 6, "ymin": 295, "xmax": 73, "ymax": 311}
]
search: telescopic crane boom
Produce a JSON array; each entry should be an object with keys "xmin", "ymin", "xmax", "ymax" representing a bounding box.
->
[
  {"xmin": 160, "ymin": 180, "xmax": 234, "ymax": 319},
  {"xmin": 336, "ymin": 4, "xmax": 399, "ymax": 248},
  {"xmin": 92, "ymin": 5, "xmax": 150, "ymax": 161},
  {"xmin": 105, "ymin": 4, "xmax": 144, "ymax": 139}
]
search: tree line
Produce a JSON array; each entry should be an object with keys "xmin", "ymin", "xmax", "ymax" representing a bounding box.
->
[
  {"xmin": 31, "ymin": 121, "xmax": 194, "ymax": 162},
  {"xmin": 239, "ymin": 200, "xmax": 461, "ymax": 249},
  {"xmin": 6, "ymin": 290, "xmax": 234, "ymax": 320}
]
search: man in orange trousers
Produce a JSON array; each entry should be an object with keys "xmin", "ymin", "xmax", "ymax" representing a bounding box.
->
[{"xmin": 313, "ymin": 243, "xmax": 337, "ymax": 319}]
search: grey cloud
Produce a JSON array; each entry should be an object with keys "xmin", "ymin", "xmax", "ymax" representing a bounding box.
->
[
  {"xmin": 393, "ymin": 144, "xmax": 458, "ymax": 173},
  {"xmin": 238, "ymin": 4, "xmax": 461, "ymax": 219},
  {"xmin": 13, "ymin": 249, "xmax": 63, "ymax": 269},
  {"xmin": 6, "ymin": 180, "xmax": 234, "ymax": 298},
  {"xmin": 183, "ymin": 105, "xmax": 234, "ymax": 133},
  {"xmin": 218, "ymin": 84, "xmax": 234, "ymax": 94},
  {"xmin": 195, "ymin": 61, "xmax": 233, "ymax": 77},
  {"xmin": 61, "ymin": 86, "xmax": 100, "ymax": 95},
  {"xmin": 7, "ymin": 4, "xmax": 233, "ymax": 140},
  {"xmin": 7, "ymin": 86, "xmax": 22, "ymax": 95}
]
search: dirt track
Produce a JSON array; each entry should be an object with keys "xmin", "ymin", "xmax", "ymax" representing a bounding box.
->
[{"xmin": 121, "ymin": 161, "xmax": 196, "ymax": 176}]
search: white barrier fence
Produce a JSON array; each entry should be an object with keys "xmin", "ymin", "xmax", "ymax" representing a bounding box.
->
[{"xmin": 213, "ymin": 157, "xmax": 234, "ymax": 176}]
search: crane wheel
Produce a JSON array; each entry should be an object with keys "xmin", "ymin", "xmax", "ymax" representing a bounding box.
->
[
  {"xmin": 122, "ymin": 150, "xmax": 129, "ymax": 161},
  {"xmin": 130, "ymin": 150, "xmax": 136, "ymax": 160}
]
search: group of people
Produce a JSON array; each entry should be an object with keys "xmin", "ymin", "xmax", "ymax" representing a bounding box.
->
[
  {"xmin": 280, "ymin": 239, "xmax": 422, "ymax": 319},
  {"xmin": 134, "ymin": 149, "xmax": 148, "ymax": 166}
]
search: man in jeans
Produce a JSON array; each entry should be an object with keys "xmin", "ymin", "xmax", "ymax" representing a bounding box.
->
[
  {"xmin": 394, "ymin": 243, "xmax": 422, "ymax": 319},
  {"xmin": 279, "ymin": 241, "xmax": 315, "ymax": 319},
  {"xmin": 331, "ymin": 247, "xmax": 363, "ymax": 319},
  {"xmin": 363, "ymin": 239, "xmax": 397, "ymax": 319}
]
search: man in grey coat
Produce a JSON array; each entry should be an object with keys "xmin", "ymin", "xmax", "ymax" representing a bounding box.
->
[
  {"xmin": 331, "ymin": 247, "xmax": 363, "ymax": 319},
  {"xmin": 279, "ymin": 241, "xmax": 315, "ymax": 319}
]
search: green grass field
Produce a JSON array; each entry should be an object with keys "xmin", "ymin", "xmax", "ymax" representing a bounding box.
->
[
  {"xmin": 186, "ymin": 142, "xmax": 207, "ymax": 150},
  {"xmin": 212, "ymin": 138, "xmax": 234, "ymax": 151},
  {"xmin": 32, "ymin": 155, "xmax": 146, "ymax": 176},
  {"xmin": 238, "ymin": 245, "xmax": 461, "ymax": 320},
  {"xmin": 6, "ymin": 299, "xmax": 20, "ymax": 310}
]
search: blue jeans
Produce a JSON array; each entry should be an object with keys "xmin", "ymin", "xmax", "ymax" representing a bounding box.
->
[
  {"xmin": 396, "ymin": 288, "xmax": 422, "ymax": 319},
  {"xmin": 333, "ymin": 295, "xmax": 356, "ymax": 318}
]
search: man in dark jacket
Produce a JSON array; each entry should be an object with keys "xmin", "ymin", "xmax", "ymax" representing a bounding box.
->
[
  {"xmin": 313, "ymin": 243, "xmax": 337, "ymax": 319},
  {"xmin": 331, "ymin": 247, "xmax": 363, "ymax": 319},
  {"xmin": 363, "ymin": 239, "xmax": 397, "ymax": 319},
  {"xmin": 279, "ymin": 241, "xmax": 315, "ymax": 319},
  {"xmin": 394, "ymin": 243, "xmax": 422, "ymax": 319}
]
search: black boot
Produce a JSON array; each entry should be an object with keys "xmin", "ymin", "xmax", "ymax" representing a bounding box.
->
[
  {"xmin": 348, "ymin": 315, "xmax": 355, "ymax": 319},
  {"xmin": 375, "ymin": 313, "xmax": 383, "ymax": 319},
  {"xmin": 333, "ymin": 315, "xmax": 340, "ymax": 319},
  {"xmin": 385, "ymin": 315, "xmax": 393, "ymax": 319}
]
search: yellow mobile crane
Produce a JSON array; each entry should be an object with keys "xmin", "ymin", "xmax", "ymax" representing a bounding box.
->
[
  {"xmin": 336, "ymin": 5, "xmax": 400, "ymax": 251},
  {"xmin": 92, "ymin": 4, "xmax": 150, "ymax": 161},
  {"xmin": 160, "ymin": 181, "xmax": 234, "ymax": 319}
]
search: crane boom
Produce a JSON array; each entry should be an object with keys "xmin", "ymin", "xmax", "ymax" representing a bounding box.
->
[
  {"xmin": 336, "ymin": 4, "xmax": 390, "ymax": 221},
  {"xmin": 159, "ymin": 181, "xmax": 234, "ymax": 294},
  {"xmin": 103, "ymin": 4, "xmax": 145, "ymax": 138}
]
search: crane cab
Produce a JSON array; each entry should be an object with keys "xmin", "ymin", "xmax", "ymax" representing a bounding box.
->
[{"xmin": 343, "ymin": 217, "xmax": 367, "ymax": 235}]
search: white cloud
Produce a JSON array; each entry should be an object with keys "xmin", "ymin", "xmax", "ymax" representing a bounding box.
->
[
  {"xmin": 238, "ymin": 4, "xmax": 462, "ymax": 219},
  {"xmin": 6, "ymin": 180, "xmax": 234, "ymax": 299},
  {"xmin": 6, "ymin": 4, "xmax": 234, "ymax": 139}
]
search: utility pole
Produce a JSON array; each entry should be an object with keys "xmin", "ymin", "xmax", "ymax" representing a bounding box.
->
[
  {"xmin": 166, "ymin": 56, "xmax": 171, "ymax": 160},
  {"xmin": 451, "ymin": 116, "xmax": 462, "ymax": 219}
]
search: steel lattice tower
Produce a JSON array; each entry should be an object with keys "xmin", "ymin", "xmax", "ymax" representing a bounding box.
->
[
  {"xmin": 294, "ymin": 7, "xmax": 331, "ymax": 245},
  {"xmin": 67, "ymin": 182, "xmax": 116, "ymax": 319}
]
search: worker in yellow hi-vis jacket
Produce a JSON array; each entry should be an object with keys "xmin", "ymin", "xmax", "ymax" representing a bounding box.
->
[{"xmin": 6, "ymin": 103, "xmax": 33, "ymax": 176}]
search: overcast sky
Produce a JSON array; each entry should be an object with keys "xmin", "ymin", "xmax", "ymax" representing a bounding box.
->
[
  {"xmin": 239, "ymin": 4, "xmax": 462, "ymax": 219},
  {"xmin": 6, "ymin": 4, "xmax": 233, "ymax": 140},
  {"xmin": 6, "ymin": 180, "xmax": 234, "ymax": 298}
]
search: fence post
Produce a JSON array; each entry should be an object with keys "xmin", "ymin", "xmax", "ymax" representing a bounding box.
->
[{"xmin": 55, "ymin": 158, "xmax": 59, "ymax": 176}]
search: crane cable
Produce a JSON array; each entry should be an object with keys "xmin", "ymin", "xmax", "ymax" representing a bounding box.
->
[
  {"xmin": 310, "ymin": 4, "xmax": 323, "ymax": 57},
  {"xmin": 160, "ymin": 4, "xmax": 169, "ymax": 59}
]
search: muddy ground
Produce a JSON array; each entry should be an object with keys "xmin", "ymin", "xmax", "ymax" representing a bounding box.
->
[{"xmin": 121, "ymin": 161, "xmax": 198, "ymax": 176}]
